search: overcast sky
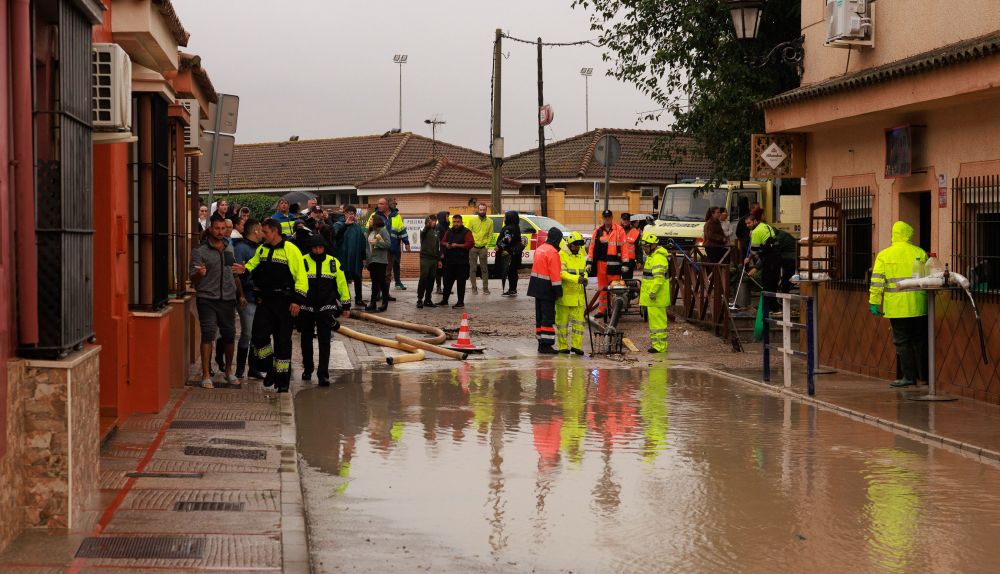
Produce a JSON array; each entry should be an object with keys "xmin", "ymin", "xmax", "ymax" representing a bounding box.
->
[{"xmin": 173, "ymin": 0, "xmax": 671, "ymax": 154}]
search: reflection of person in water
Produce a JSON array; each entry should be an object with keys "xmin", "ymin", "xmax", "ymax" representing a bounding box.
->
[
  {"xmin": 556, "ymin": 367, "xmax": 588, "ymax": 465},
  {"xmin": 530, "ymin": 366, "xmax": 562, "ymax": 472},
  {"xmin": 295, "ymin": 378, "xmax": 366, "ymax": 478},
  {"xmin": 640, "ymin": 368, "xmax": 669, "ymax": 463},
  {"xmin": 419, "ymin": 369, "xmax": 473, "ymax": 444},
  {"xmin": 367, "ymin": 376, "xmax": 405, "ymax": 453}
]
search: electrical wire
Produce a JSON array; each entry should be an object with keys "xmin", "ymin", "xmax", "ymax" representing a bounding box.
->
[{"xmin": 500, "ymin": 33, "xmax": 601, "ymax": 48}]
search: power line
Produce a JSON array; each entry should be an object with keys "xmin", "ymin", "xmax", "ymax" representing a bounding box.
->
[{"xmin": 500, "ymin": 33, "xmax": 600, "ymax": 48}]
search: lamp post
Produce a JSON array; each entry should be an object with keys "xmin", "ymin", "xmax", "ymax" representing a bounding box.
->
[
  {"xmin": 727, "ymin": 0, "xmax": 804, "ymax": 76},
  {"xmin": 393, "ymin": 54, "xmax": 408, "ymax": 131},
  {"xmin": 580, "ymin": 67, "xmax": 593, "ymax": 132}
]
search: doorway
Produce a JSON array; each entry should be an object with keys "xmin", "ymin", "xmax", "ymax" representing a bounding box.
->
[{"xmin": 898, "ymin": 191, "xmax": 931, "ymax": 251}]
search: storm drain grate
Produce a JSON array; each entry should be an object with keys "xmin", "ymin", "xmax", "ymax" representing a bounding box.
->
[
  {"xmin": 170, "ymin": 420, "xmax": 246, "ymax": 430},
  {"xmin": 183, "ymin": 446, "xmax": 266, "ymax": 460},
  {"xmin": 75, "ymin": 536, "xmax": 205, "ymax": 559},
  {"xmin": 209, "ymin": 437, "xmax": 266, "ymax": 447},
  {"xmin": 126, "ymin": 471, "xmax": 204, "ymax": 479},
  {"xmin": 173, "ymin": 501, "xmax": 245, "ymax": 512}
]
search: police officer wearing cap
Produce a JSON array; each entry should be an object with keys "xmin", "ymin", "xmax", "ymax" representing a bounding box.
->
[
  {"xmin": 639, "ymin": 232, "xmax": 670, "ymax": 353},
  {"xmin": 298, "ymin": 234, "xmax": 350, "ymax": 386}
]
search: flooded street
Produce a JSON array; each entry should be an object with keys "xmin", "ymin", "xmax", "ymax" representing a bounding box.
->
[{"xmin": 296, "ymin": 362, "xmax": 1000, "ymax": 573}]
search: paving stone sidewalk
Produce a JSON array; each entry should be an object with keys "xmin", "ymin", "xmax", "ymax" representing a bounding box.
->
[{"xmin": 0, "ymin": 381, "xmax": 308, "ymax": 573}]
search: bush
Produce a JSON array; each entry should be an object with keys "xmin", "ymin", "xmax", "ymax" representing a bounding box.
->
[{"xmin": 222, "ymin": 194, "xmax": 282, "ymax": 221}]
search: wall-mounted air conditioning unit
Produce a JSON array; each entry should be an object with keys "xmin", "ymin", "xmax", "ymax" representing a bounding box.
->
[
  {"xmin": 178, "ymin": 99, "xmax": 200, "ymax": 149},
  {"xmin": 825, "ymin": 0, "xmax": 874, "ymax": 48},
  {"xmin": 92, "ymin": 43, "xmax": 132, "ymax": 131}
]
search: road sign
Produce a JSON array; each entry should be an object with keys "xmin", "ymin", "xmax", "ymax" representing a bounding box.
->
[
  {"xmin": 200, "ymin": 132, "xmax": 235, "ymax": 175},
  {"xmin": 595, "ymin": 134, "xmax": 621, "ymax": 167},
  {"xmin": 202, "ymin": 94, "xmax": 240, "ymax": 134},
  {"xmin": 538, "ymin": 104, "xmax": 554, "ymax": 127}
]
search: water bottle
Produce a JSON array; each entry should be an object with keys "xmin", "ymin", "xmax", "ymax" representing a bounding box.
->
[
  {"xmin": 924, "ymin": 252, "xmax": 942, "ymax": 276},
  {"xmin": 912, "ymin": 257, "xmax": 924, "ymax": 279}
]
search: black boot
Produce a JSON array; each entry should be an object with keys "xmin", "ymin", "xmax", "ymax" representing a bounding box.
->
[{"xmin": 235, "ymin": 347, "xmax": 249, "ymax": 378}]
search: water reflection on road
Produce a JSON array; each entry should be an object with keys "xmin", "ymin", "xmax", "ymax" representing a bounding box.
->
[{"xmin": 296, "ymin": 362, "xmax": 1000, "ymax": 573}]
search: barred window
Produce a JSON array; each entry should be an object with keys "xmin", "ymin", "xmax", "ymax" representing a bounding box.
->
[
  {"xmin": 953, "ymin": 175, "xmax": 1000, "ymax": 300},
  {"xmin": 826, "ymin": 186, "xmax": 874, "ymax": 288},
  {"xmin": 128, "ymin": 94, "xmax": 170, "ymax": 310}
]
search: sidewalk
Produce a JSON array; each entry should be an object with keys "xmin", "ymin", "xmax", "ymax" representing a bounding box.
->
[
  {"xmin": 698, "ymin": 361, "xmax": 1000, "ymax": 467},
  {"xmin": 0, "ymin": 382, "xmax": 308, "ymax": 572}
]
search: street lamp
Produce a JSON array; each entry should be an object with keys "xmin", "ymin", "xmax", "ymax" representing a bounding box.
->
[
  {"xmin": 727, "ymin": 0, "xmax": 804, "ymax": 76},
  {"xmin": 393, "ymin": 54, "xmax": 408, "ymax": 131},
  {"xmin": 728, "ymin": 0, "xmax": 764, "ymax": 40},
  {"xmin": 580, "ymin": 67, "xmax": 593, "ymax": 132}
]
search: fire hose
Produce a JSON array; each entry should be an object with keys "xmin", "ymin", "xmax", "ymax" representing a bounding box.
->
[{"xmin": 335, "ymin": 310, "xmax": 463, "ymax": 366}]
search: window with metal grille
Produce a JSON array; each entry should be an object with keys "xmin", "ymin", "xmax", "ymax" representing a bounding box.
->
[
  {"xmin": 826, "ymin": 186, "xmax": 873, "ymax": 289},
  {"xmin": 952, "ymin": 175, "xmax": 1000, "ymax": 301},
  {"xmin": 128, "ymin": 94, "xmax": 170, "ymax": 310}
]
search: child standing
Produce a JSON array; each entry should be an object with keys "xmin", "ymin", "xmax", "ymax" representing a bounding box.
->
[{"xmin": 417, "ymin": 214, "xmax": 440, "ymax": 308}]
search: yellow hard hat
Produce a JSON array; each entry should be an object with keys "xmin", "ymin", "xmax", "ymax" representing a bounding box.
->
[
  {"xmin": 566, "ymin": 231, "xmax": 585, "ymax": 245},
  {"xmin": 641, "ymin": 232, "xmax": 660, "ymax": 245}
]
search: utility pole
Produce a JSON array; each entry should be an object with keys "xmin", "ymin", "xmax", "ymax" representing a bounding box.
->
[
  {"xmin": 491, "ymin": 29, "xmax": 503, "ymax": 213},
  {"xmin": 393, "ymin": 54, "xmax": 408, "ymax": 131},
  {"xmin": 537, "ymin": 37, "xmax": 547, "ymax": 217}
]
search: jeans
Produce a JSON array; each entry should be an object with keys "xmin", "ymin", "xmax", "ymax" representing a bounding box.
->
[
  {"xmin": 417, "ymin": 257, "xmax": 438, "ymax": 303},
  {"xmin": 469, "ymin": 246, "xmax": 489, "ymax": 290},
  {"xmin": 368, "ymin": 262, "xmax": 389, "ymax": 308},
  {"xmin": 393, "ymin": 251, "xmax": 404, "ymax": 285},
  {"xmin": 237, "ymin": 300, "xmax": 257, "ymax": 349},
  {"xmin": 441, "ymin": 263, "xmax": 469, "ymax": 304}
]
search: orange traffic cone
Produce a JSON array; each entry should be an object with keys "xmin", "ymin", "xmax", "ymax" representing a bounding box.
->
[{"xmin": 448, "ymin": 312, "xmax": 486, "ymax": 353}]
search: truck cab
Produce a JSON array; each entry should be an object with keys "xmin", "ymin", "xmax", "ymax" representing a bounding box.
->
[{"xmin": 646, "ymin": 180, "xmax": 798, "ymax": 249}]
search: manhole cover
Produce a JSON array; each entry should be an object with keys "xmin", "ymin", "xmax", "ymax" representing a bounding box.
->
[
  {"xmin": 183, "ymin": 446, "xmax": 266, "ymax": 460},
  {"xmin": 209, "ymin": 437, "xmax": 266, "ymax": 447},
  {"xmin": 171, "ymin": 420, "xmax": 246, "ymax": 430},
  {"xmin": 173, "ymin": 501, "xmax": 245, "ymax": 512},
  {"xmin": 76, "ymin": 536, "xmax": 205, "ymax": 559}
]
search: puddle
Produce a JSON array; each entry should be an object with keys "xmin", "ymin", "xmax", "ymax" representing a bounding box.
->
[{"xmin": 296, "ymin": 363, "xmax": 1000, "ymax": 573}]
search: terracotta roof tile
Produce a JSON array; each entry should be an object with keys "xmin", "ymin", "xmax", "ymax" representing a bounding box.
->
[
  {"xmin": 761, "ymin": 31, "xmax": 1000, "ymax": 109},
  {"xmin": 497, "ymin": 128, "xmax": 713, "ymax": 182},
  {"xmin": 178, "ymin": 53, "xmax": 217, "ymax": 104},
  {"xmin": 358, "ymin": 157, "xmax": 520, "ymax": 190},
  {"xmin": 153, "ymin": 0, "xmax": 189, "ymax": 47},
  {"xmin": 207, "ymin": 132, "xmax": 491, "ymax": 191}
]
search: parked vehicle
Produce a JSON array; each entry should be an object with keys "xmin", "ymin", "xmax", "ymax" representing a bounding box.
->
[
  {"xmin": 459, "ymin": 213, "xmax": 590, "ymax": 277},
  {"xmin": 646, "ymin": 180, "xmax": 801, "ymax": 250}
]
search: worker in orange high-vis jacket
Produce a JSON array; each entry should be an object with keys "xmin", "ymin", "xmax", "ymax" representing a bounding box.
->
[
  {"xmin": 587, "ymin": 210, "xmax": 631, "ymax": 318},
  {"xmin": 620, "ymin": 212, "xmax": 640, "ymax": 279},
  {"xmin": 527, "ymin": 227, "xmax": 564, "ymax": 354}
]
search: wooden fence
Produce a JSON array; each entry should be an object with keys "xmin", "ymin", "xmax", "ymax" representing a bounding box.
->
[{"xmin": 667, "ymin": 247, "xmax": 735, "ymax": 340}]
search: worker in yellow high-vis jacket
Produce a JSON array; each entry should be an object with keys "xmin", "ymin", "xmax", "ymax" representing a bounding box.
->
[
  {"xmin": 869, "ymin": 221, "xmax": 928, "ymax": 388},
  {"xmin": 639, "ymin": 232, "xmax": 670, "ymax": 353},
  {"xmin": 555, "ymin": 232, "xmax": 588, "ymax": 355}
]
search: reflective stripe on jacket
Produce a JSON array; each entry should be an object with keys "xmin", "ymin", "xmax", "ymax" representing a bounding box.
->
[
  {"xmin": 587, "ymin": 224, "xmax": 630, "ymax": 272},
  {"xmin": 272, "ymin": 212, "xmax": 296, "ymax": 237},
  {"xmin": 623, "ymin": 227, "xmax": 640, "ymax": 263},
  {"xmin": 244, "ymin": 239, "xmax": 310, "ymax": 304},
  {"xmin": 527, "ymin": 243, "xmax": 563, "ymax": 301},
  {"xmin": 869, "ymin": 221, "xmax": 927, "ymax": 319},
  {"xmin": 558, "ymin": 246, "xmax": 588, "ymax": 307},
  {"xmin": 301, "ymin": 254, "xmax": 350, "ymax": 311},
  {"xmin": 639, "ymin": 247, "xmax": 670, "ymax": 308}
]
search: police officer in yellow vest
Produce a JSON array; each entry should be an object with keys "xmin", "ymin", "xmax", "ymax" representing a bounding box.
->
[
  {"xmin": 640, "ymin": 232, "xmax": 670, "ymax": 353},
  {"xmin": 869, "ymin": 221, "xmax": 928, "ymax": 388},
  {"xmin": 299, "ymin": 234, "xmax": 351, "ymax": 386},
  {"xmin": 555, "ymin": 232, "xmax": 588, "ymax": 355}
]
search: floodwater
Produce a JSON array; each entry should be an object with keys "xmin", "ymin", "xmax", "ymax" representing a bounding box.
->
[{"xmin": 296, "ymin": 363, "xmax": 1000, "ymax": 573}]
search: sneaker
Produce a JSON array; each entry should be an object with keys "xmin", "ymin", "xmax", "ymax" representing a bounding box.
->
[
  {"xmin": 248, "ymin": 370, "xmax": 264, "ymax": 380},
  {"xmin": 572, "ymin": 348, "xmax": 584, "ymax": 356},
  {"xmin": 890, "ymin": 378, "xmax": 917, "ymax": 388},
  {"xmin": 226, "ymin": 374, "xmax": 241, "ymax": 387},
  {"xmin": 452, "ymin": 302, "xmax": 464, "ymax": 309},
  {"xmin": 199, "ymin": 378, "xmax": 214, "ymax": 389},
  {"xmin": 471, "ymin": 286, "xmax": 478, "ymax": 294},
  {"xmin": 301, "ymin": 371, "xmax": 312, "ymax": 381},
  {"xmin": 416, "ymin": 301, "xmax": 424, "ymax": 309},
  {"xmin": 423, "ymin": 300, "xmax": 436, "ymax": 308},
  {"xmin": 395, "ymin": 283, "xmax": 407, "ymax": 290},
  {"xmin": 483, "ymin": 289, "xmax": 491, "ymax": 295},
  {"xmin": 508, "ymin": 291, "xmax": 517, "ymax": 297}
]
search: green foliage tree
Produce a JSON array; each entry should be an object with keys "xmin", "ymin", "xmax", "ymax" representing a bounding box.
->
[
  {"xmin": 572, "ymin": 0, "xmax": 801, "ymax": 179},
  {"xmin": 222, "ymin": 193, "xmax": 282, "ymax": 221}
]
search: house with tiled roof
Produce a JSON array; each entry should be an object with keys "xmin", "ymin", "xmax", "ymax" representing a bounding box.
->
[
  {"xmin": 205, "ymin": 131, "xmax": 495, "ymax": 209},
  {"xmin": 357, "ymin": 157, "xmax": 521, "ymax": 214},
  {"xmin": 496, "ymin": 128, "xmax": 714, "ymax": 228}
]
